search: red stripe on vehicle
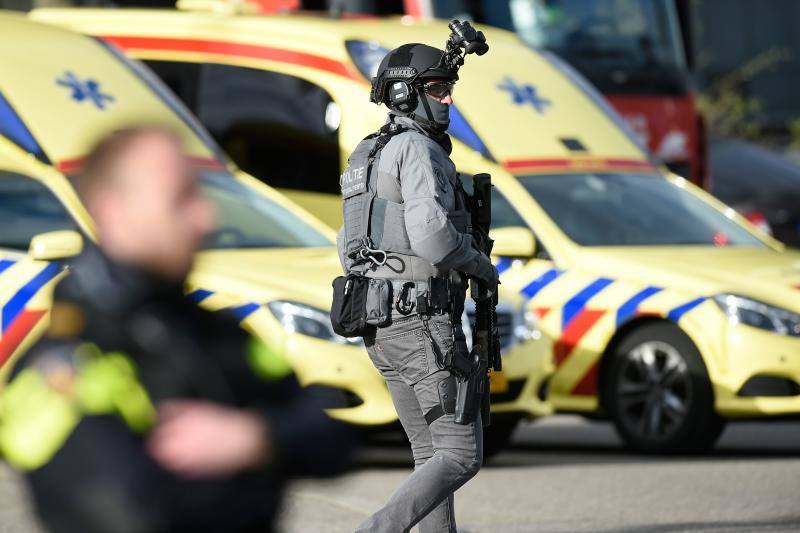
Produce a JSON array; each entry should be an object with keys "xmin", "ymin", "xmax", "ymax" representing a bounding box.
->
[
  {"xmin": 553, "ymin": 309, "xmax": 605, "ymax": 368},
  {"xmin": 56, "ymin": 157, "xmax": 86, "ymax": 174},
  {"xmin": 568, "ymin": 310, "xmax": 666, "ymax": 396},
  {"xmin": 570, "ymin": 359, "xmax": 600, "ymax": 396},
  {"xmin": 57, "ymin": 156, "xmax": 223, "ymax": 174},
  {"xmin": 0, "ymin": 309, "xmax": 46, "ymax": 368},
  {"xmin": 534, "ymin": 307, "xmax": 551, "ymax": 319},
  {"xmin": 503, "ymin": 158, "xmax": 656, "ymax": 174},
  {"xmin": 101, "ymin": 35, "xmax": 361, "ymax": 82}
]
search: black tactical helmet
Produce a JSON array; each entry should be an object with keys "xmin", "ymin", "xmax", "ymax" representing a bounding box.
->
[{"xmin": 369, "ymin": 43, "xmax": 458, "ymax": 108}]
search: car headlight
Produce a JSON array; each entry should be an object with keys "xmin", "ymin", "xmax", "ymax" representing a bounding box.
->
[
  {"xmin": 267, "ymin": 301, "xmax": 363, "ymax": 346},
  {"xmin": 461, "ymin": 300, "xmax": 540, "ymax": 355},
  {"xmin": 514, "ymin": 306, "xmax": 542, "ymax": 343},
  {"xmin": 345, "ymin": 40, "xmax": 390, "ymax": 80},
  {"xmin": 713, "ymin": 294, "xmax": 800, "ymax": 337}
]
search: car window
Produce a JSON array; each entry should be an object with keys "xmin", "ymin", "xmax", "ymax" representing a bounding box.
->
[
  {"xmin": 517, "ymin": 173, "xmax": 764, "ymax": 246},
  {"xmin": 97, "ymin": 39, "xmax": 225, "ymax": 164},
  {"xmin": 145, "ymin": 60, "xmax": 341, "ymax": 195},
  {"xmin": 0, "ymin": 172, "xmax": 76, "ymax": 250},
  {"xmin": 201, "ymin": 171, "xmax": 331, "ymax": 250},
  {"xmin": 710, "ymin": 139, "xmax": 800, "ymax": 203}
]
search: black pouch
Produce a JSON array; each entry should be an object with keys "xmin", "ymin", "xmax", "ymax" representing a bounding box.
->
[
  {"xmin": 331, "ymin": 274, "xmax": 374, "ymax": 337},
  {"xmin": 365, "ymin": 278, "xmax": 392, "ymax": 327}
]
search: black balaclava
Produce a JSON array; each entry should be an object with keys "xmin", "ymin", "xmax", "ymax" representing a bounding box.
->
[{"xmin": 412, "ymin": 85, "xmax": 450, "ymax": 134}]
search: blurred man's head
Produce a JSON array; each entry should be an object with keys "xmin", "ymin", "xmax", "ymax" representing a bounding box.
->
[{"xmin": 77, "ymin": 127, "xmax": 216, "ymax": 281}]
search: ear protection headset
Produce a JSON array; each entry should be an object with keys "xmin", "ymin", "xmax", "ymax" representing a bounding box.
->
[
  {"xmin": 387, "ymin": 80, "xmax": 417, "ymax": 113},
  {"xmin": 370, "ymin": 65, "xmax": 420, "ymax": 112}
]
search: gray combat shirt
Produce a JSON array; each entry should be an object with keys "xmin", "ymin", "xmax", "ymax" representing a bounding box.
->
[{"xmin": 337, "ymin": 114, "xmax": 493, "ymax": 282}]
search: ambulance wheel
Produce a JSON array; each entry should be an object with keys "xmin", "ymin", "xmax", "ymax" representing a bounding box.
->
[
  {"xmin": 482, "ymin": 414, "xmax": 521, "ymax": 462},
  {"xmin": 605, "ymin": 322, "xmax": 725, "ymax": 453}
]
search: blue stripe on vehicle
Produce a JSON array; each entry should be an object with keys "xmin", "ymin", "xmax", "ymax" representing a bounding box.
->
[
  {"xmin": 186, "ymin": 289, "xmax": 214, "ymax": 304},
  {"xmin": 1, "ymin": 262, "xmax": 61, "ymax": 334},
  {"xmin": 0, "ymin": 92, "xmax": 45, "ymax": 160},
  {"xmin": 0, "ymin": 259, "xmax": 15, "ymax": 275},
  {"xmin": 520, "ymin": 268, "xmax": 564, "ymax": 299},
  {"xmin": 616, "ymin": 286, "xmax": 663, "ymax": 327},
  {"xmin": 495, "ymin": 257, "xmax": 513, "ymax": 276},
  {"xmin": 562, "ymin": 277, "xmax": 615, "ymax": 331},
  {"xmin": 227, "ymin": 303, "xmax": 260, "ymax": 321},
  {"xmin": 449, "ymin": 105, "xmax": 493, "ymax": 161},
  {"xmin": 667, "ymin": 297, "xmax": 707, "ymax": 322}
]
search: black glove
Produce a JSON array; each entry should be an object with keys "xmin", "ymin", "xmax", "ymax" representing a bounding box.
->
[{"xmin": 474, "ymin": 257, "xmax": 500, "ymax": 296}]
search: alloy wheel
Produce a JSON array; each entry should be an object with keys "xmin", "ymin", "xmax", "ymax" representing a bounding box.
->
[{"xmin": 615, "ymin": 340, "xmax": 692, "ymax": 440}]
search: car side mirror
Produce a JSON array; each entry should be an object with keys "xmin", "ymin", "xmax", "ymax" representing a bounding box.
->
[
  {"xmin": 28, "ymin": 230, "xmax": 83, "ymax": 261},
  {"xmin": 490, "ymin": 226, "xmax": 536, "ymax": 259}
]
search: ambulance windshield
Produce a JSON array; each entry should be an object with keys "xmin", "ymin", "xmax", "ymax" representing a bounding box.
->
[
  {"xmin": 518, "ymin": 173, "xmax": 766, "ymax": 247},
  {"xmin": 200, "ymin": 171, "xmax": 331, "ymax": 250}
]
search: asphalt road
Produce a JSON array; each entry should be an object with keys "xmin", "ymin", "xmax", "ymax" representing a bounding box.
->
[{"xmin": 2, "ymin": 416, "xmax": 799, "ymax": 533}]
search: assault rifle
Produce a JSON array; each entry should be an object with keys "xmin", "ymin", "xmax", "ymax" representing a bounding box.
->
[{"xmin": 455, "ymin": 173, "xmax": 501, "ymax": 427}]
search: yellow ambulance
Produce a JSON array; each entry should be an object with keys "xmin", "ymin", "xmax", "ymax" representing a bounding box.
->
[
  {"xmin": 32, "ymin": 4, "xmax": 800, "ymax": 452},
  {"xmin": 0, "ymin": 13, "xmax": 549, "ymax": 457}
]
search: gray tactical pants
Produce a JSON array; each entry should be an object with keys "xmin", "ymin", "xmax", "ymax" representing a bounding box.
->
[{"xmin": 356, "ymin": 313, "xmax": 482, "ymax": 533}]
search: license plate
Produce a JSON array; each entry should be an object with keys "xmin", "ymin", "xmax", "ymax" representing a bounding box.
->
[{"xmin": 489, "ymin": 371, "xmax": 509, "ymax": 393}]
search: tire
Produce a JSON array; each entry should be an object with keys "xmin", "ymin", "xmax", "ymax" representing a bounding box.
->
[
  {"xmin": 605, "ymin": 322, "xmax": 726, "ymax": 453},
  {"xmin": 482, "ymin": 414, "xmax": 522, "ymax": 462}
]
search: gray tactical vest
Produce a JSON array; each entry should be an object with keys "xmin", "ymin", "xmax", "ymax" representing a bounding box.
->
[{"xmin": 340, "ymin": 123, "xmax": 472, "ymax": 280}]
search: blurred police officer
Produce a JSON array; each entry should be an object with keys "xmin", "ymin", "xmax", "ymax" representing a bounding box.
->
[
  {"xmin": 0, "ymin": 127, "xmax": 352, "ymax": 533},
  {"xmin": 336, "ymin": 40, "xmax": 497, "ymax": 533}
]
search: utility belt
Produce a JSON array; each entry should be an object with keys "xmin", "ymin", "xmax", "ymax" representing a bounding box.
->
[
  {"xmin": 330, "ymin": 274, "xmax": 458, "ymax": 338},
  {"xmin": 389, "ymin": 278, "xmax": 455, "ymax": 317}
]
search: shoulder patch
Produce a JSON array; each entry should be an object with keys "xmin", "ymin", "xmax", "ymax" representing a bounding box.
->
[{"xmin": 48, "ymin": 301, "xmax": 86, "ymax": 339}]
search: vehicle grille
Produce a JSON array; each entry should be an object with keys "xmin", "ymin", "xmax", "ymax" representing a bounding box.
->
[
  {"xmin": 467, "ymin": 310, "xmax": 514, "ymax": 352},
  {"xmin": 490, "ymin": 379, "xmax": 526, "ymax": 403}
]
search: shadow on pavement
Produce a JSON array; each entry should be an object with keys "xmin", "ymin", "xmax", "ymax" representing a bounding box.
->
[
  {"xmin": 596, "ymin": 517, "xmax": 800, "ymax": 532},
  {"xmin": 355, "ymin": 417, "xmax": 800, "ymax": 470}
]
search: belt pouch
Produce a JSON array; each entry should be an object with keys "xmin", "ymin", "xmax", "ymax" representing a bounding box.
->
[
  {"xmin": 428, "ymin": 277, "xmax": 451, "ymax": 312},
  {"xmin": 330, "ymin": 274, "xmax": 374, "ymax": 337},
  {"xmin": 365, "ymin": 278, "xmax": 392, "ymax": 327}
]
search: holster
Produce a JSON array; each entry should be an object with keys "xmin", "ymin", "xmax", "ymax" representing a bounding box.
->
[{"xmin": 454, "ymin": 350, "xmax": 490, "ymax": 426}]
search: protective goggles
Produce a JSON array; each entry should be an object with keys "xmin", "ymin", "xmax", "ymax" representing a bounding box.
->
[{"xmin": 423, "ymin": 81, "xmax": 455, "ymax": 99}]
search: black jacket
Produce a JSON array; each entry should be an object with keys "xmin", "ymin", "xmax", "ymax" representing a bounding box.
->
[{"xmin": 7, "ymin": 245, "xmax": 353, "ymax": 533}]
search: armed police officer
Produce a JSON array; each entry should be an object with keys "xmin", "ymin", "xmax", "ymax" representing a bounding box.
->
[
  {"xmin": 334, "ymin": 21, "xmax": 497, "ymax": 533},
  {"xmin": 0, "ymin": 127, "xmax": 353, "ymax": 533}
]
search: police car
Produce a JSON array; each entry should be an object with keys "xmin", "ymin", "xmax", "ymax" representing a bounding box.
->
[
  {"xmin": 32, "ymin": 4, "xmax": 800, "ymax": 452},
  {"xmin": 0, "ymin": 14, "xmax": 548, "ymax": 457}
]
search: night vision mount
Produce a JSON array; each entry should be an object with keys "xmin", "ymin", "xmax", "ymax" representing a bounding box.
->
[{"xmin": 441, "ymin": 19, "xmax": 489, "ymax": 72}]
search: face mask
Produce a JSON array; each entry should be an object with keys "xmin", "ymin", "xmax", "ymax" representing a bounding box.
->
[
  {"xmin": 412, "ymin": 88, "xmax": 450, "ymax": 132},
  {"xmin": 426, "ymin": 96, "xmax": 451, "ymax": 130}
]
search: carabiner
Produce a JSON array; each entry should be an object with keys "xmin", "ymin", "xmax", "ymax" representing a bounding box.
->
[{"xmin": 359, "ymin": 247, "xmax": 388, "ymax": 266}]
